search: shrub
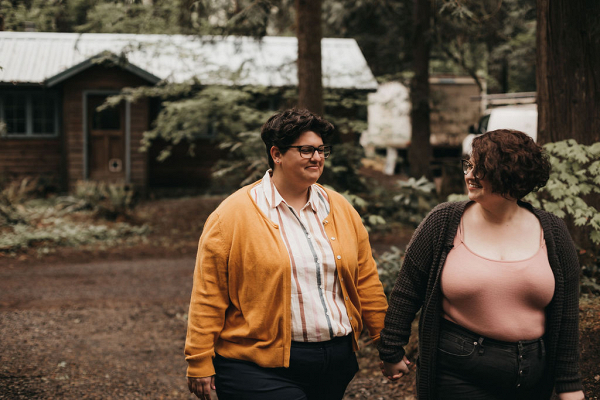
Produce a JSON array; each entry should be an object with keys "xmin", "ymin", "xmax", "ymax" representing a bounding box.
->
[
  {"xmin": 374, "ymin": 246, "xmax": 405, "ymax": 298},
  {"xmin": 524, "ymin": 140, "xmax": 600, "ymax": 246},
  {"xmin": 0, "ymin": 176, "xmax": 59, "ymax": 204},
  {"xmin": 73, "ymin": 181, "xmax": 138, "ymax": 220}
]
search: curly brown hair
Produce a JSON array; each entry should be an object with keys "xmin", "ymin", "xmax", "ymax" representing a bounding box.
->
[
  {"xmin": 260, "ymin": 108, "xmax": 335, "ymax": 169},
  {"xmin": 470, "ymin": 129, "xmax": 550, "ymax": 199}
]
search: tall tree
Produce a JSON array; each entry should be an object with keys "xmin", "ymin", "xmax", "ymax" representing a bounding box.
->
[
  {"xmin": 408, "ymin": 0, "xmax": 433, "ymax": 180},
  {"xmin": 536, "ymin": 0, "xmax": 600, "ymax": 146},
  {"xmin": 296, "ymin": 0, "xmax": 324, "ymax": 115},
  {"xmin": 536, "ymin": 0, "xmax": 600, "ymax": 252}
]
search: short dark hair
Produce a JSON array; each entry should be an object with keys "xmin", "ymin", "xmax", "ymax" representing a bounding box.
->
[
  {"xmin": 260, "ymin": 108, "xmax": 334, "ymax": 169},
  {"xmin": 471, "ymin": 129, "xmax": 550, "ymax": 199}
]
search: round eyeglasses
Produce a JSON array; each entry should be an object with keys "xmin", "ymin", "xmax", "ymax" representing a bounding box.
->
[
  {"xmin": 462, "ymin": 159, "xmax": 483, "ymax": 179},
  {"xmin": 286, "ymin": 145, "xmax": 332, "ymax": 159}
]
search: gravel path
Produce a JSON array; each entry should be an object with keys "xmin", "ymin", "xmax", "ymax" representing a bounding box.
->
[
  {"xmin": 0, "ymin": 258, "xmax": 413, "ymax": 399},
  {"xmin": 0, "ymin": 258, "xmax": 197, "ymax": 399}
]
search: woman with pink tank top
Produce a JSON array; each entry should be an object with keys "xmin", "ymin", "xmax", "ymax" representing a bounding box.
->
[{"xmin": 377, "ymin": 130, "xmax": 584, "ymax": 400}]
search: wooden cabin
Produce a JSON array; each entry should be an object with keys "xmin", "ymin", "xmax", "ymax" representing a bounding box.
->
[{"xmin": 0, "ymin": 32, "xmax": 377, "ymax": 191}]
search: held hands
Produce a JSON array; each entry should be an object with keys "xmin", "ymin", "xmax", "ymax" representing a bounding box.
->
[
  {"xmin": 187, "ymin": 376, "xmax": 215, "ymax": 400},
  {"xmin": 380, "ymin": 357, "xmax": 411, "ymax": 381}
]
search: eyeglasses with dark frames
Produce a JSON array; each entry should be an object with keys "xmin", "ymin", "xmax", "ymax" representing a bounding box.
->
[{"xmin": 285, "ymin": 145, "xmax": 332, "ymax": 159}]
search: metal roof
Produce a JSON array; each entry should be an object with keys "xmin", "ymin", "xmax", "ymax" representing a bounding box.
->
[{"xmin": 0, "ymin": 32, "xmax": 378, "ymax": 90}]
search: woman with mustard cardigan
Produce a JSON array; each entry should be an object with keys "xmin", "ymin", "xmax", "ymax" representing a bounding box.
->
[{"xmin": 185, "ymin": 109, "xmax": 388, "ymax": 400}]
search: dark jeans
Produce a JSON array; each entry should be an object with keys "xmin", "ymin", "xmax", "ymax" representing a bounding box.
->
[
  {"xmin": 213, "ymin": 335, "xmax": 358, "ymax": 400},
  {"xmin": 436, "ymin": 319, "xmax": 552, "ymax": 400}
]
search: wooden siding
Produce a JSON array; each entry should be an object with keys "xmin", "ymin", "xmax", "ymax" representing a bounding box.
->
[
  {"xmin": 148, "ymin": 138, "xmax": 222, "ymax": 187},
  {"xmin": 0, "ymin": 138, "xmax": 62, "ymax": 181},
  {"xmin": 61, "ymin": 65, "xmax": 150, "ymax": 190}
]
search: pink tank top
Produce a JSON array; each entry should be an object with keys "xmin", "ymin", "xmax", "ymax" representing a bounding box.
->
[{"xmin": 441, "ymin": 219, "xmax": 555, "ymax": 341}]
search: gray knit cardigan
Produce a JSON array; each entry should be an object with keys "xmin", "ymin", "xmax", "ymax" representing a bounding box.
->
[{"xmin": 378, "ymin": 200, "xmax": 583, "ymax": 399}]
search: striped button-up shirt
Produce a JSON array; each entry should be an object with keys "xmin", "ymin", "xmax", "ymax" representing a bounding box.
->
[{"xmin": 250, "ymin": 171, "xmax": 352, "ymax": 342}]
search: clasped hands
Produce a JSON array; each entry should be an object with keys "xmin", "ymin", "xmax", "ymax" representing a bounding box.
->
[{"xmin": 379, "ymin": 356, "xmax": 411, "ymax": 381}]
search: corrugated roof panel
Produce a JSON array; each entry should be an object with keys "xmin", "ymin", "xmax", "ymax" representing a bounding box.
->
[{"xmin": 0, "ymin": 32, "xmax": 377, "ymax": 90}]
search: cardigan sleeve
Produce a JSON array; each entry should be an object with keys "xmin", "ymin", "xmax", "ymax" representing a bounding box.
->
[
  {"xmin": 552, "ymin": 218, "xmax": 584, "ymax": 393},
  {"xmin": 353, "ymin": 209, "xmax": 388, "ymax": 343},
  {"xmin": 377, "ymin": 208, "xmax": 439, "ymax": 363},
  {"xmin": 185, "ymin": 211, "xmax": 231, "ymax": 377}
]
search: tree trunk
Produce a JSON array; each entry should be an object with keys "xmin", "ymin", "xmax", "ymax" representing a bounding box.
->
[
  {"xmin": 408, "ymin": 0, "xmax": 433, "ymax": 180},
  {"xmin": 536, "ymin": 0, "xmax": 600, "ymax": 254},
  {"xmin": 295, "ymin": 0, "xmax": 324, "ymax": 115},
  {"xmin": 536, "ymin": 0, "xmax": 600, "ymax": 146}
]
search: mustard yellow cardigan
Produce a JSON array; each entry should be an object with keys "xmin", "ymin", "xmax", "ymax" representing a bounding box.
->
[{"xmin": 185, "ymin": 182, "xmax": 388, "ymax": 377}]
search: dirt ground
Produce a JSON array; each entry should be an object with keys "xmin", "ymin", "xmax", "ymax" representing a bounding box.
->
[{"xmin": 1, "ymin": 194, "xmax": 599, "ymax": 399}]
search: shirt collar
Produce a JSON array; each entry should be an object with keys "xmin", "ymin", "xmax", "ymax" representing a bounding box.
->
[{"xmin": 261, "ymin": 170, "xmax": 319, "ymax": 213}]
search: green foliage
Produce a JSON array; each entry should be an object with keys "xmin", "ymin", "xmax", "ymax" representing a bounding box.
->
[
  {"xmin": 106, "ymin": 83, "xmax": 277, "ymax": 189},
  {"xmin": 0, "ymin": 219, "xmax": 149, "ymax": 253},
  {"xmin": 0, "ymin": 176, "xmax": 59, "ymax": 204},
  {"xmin": 103, "ymin": 79, "xmax": 371, "ymax": 193},
  {"xmin": 76, "ymin": 1, "xmax": 183, "ymax": 34},
  {"xmin": 524, "ymin": 140, "xmax": 600, "ymax": 245},
  {"xmin": 73, "ymin": 180, "xmax": 138, "ymax": 220},
  {"xmin": 434, "ymin": 0, "xmax": 537, "ymax": 93},
  {"xmin": 446, "ymin": 193, "xmax": 469, "ymax": 202},
  {"xmin": 366, "ymin": 177, "xmax": 440, "ymax": 229},
  {"xmin": 0, "ymin": 178, "xmax": 148, "ymax": 254},
  {"xmin": 320, "ymin": 142, "xmax": 368, "ymax": 194},
  {"xmin": 374, "ymin": 245, "xmax": 405, "ymax": 298},
  {"xmin": 1, "ymin": 0, "xmax": 538, "ymax": 94},
  {"xmin": 213, "ymin": 129, "xmax": 270, "ymax": 188},
  {"xmin": 0, "ymin": 0, "xmax": 288, "ymax": 36},
  {"xmin": 322, "ymin": 0, "xmax": 413, "ymax": 77},
  {"xmin": 0, "ymin": 176, "xmax": 60, "ymax": 227}
]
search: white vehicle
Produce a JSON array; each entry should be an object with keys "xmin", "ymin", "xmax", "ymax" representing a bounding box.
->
[{"xmin": 462, "ymin": 104, "xmax": 537, "ymax": 156}]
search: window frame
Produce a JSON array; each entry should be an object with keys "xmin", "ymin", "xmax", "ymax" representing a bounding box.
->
[{"xmin": 0, "ymin": 90, "xmax": 60, "ymax": 138}]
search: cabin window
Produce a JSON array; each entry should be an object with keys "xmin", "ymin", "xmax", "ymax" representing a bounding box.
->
[{"xmin": 0, "ymin": 91, "xmax": 59, "ymax": 137}]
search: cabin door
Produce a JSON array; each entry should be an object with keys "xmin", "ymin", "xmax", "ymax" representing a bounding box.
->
[{"xmin": 87, "ymin": 95, "xmax": 126, "ymax": 182}]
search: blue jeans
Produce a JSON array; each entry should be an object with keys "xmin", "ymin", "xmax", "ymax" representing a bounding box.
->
[
  {"xmin": 213, "ymin": 335, "xmax": 358, "ymax": 400},
  {"xmin": 436, "ymin": 319, "xmax": 552, "ymax": 400}
]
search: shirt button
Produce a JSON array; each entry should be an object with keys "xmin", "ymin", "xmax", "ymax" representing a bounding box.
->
[
  {"xmin": 336, "ymin": 255, "xmax": 341, "ymax": 260},
  {"xmin": 307, "ymin": 234, "xmax": 311, "ymax": 239},
  {"xmin": 324, "ymin": 220, "xmax": 329, "ymax": 224},
  {"xmin": 345, "ymin": 296, "xmax": 348, "ymax": 301},
  {"xmin": 331, "ymin": 237, "xmax": 336, "ymax": 240},
  {"xmin": 349, "ymin": 316, "xmax": 353, "ymax": 321},
  {"xmin": 340, "ymin": 277, "xmax": 344, "ymax": 282}
]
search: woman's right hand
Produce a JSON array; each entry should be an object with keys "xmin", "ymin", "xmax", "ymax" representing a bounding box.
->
[
  {"xmin": 187, "ymin": 376, "xmax": 216, "ymax": 400},
  {"xmin": 380, "ymin": 357, "xmax": 411, "ymax": 381}
]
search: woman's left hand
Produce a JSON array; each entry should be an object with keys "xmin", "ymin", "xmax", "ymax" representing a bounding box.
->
[
  {"xmin": 558, "ymin": 390, "xmax": 585, "ymax": 400},
  {"xmin": 379, "ymin": 357, "xmax": 410, "ymax": 381}
]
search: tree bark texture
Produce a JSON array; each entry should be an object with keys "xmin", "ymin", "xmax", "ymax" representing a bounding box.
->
[
  {"xmin": 408, "ymin": 0, "xmax": 433, "ymax": 180},
  {"xmin": 536, "ymin": 0, "xmax": 600, "ymax": 145},
  {"xmin": 296, "ymin": 0, "xmax": 324, "ymax": 115}
]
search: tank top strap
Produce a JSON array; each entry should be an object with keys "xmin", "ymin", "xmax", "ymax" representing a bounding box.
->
[
  {"xmin": 540, "ymin": 224, "xmax": 546, "ymax": 248},
  {"xmin": 453, "ymin": 217, "xmax": 465, "ymax": 247}
]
